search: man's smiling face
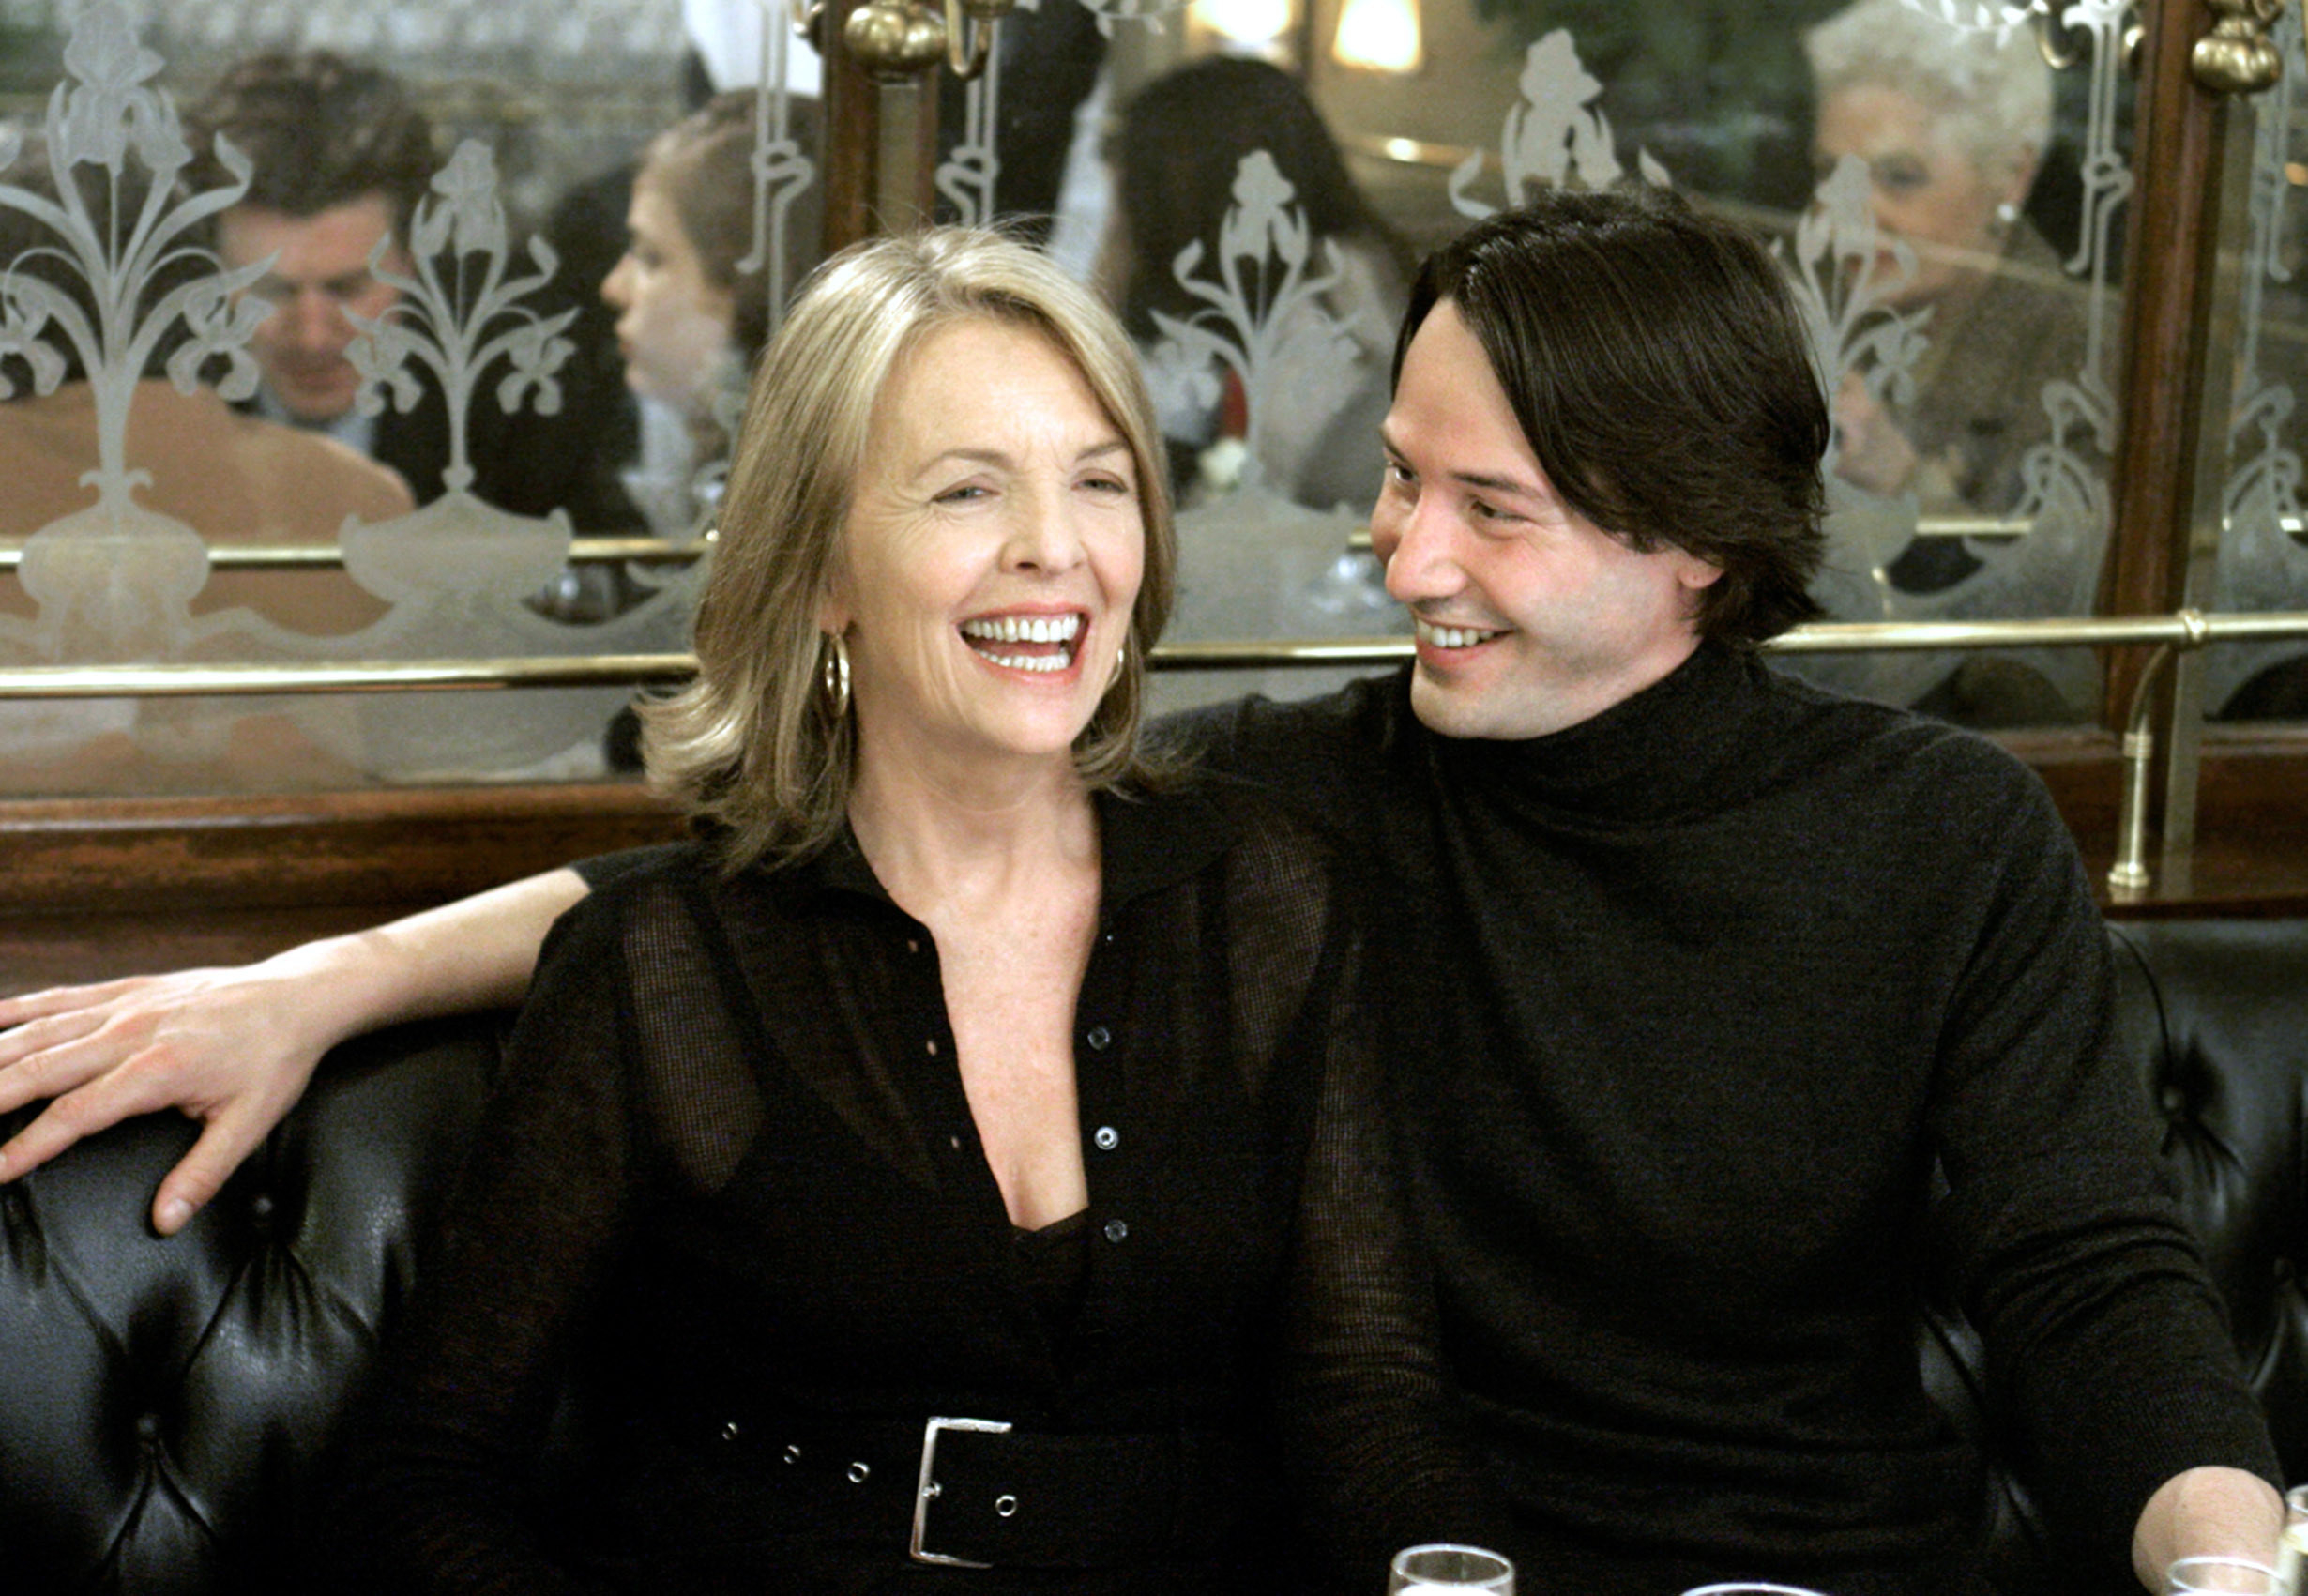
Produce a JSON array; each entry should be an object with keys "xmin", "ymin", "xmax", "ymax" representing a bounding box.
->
[{"xmin": 1369, "ymin": 299, "xmax": 1723, "ymax": 742}]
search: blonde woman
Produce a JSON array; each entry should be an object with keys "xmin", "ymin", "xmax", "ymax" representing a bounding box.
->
[{"xmin": 313, "ymin": 229, "xmax": 1438, "ymax": 1592}]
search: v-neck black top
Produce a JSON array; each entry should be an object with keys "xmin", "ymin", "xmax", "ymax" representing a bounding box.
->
[{"xmin": 332, "ymin": 783, "xmax": 1450, "ymax": 1595}]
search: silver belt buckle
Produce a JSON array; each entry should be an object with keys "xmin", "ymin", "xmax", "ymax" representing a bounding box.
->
[{"xmin": 910, "ymin": 1415, "xmax": 1013, "ymax": 1567}]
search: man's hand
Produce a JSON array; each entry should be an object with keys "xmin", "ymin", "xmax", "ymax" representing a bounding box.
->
[
  {"xmin": 0, "ymin": 866, "xmax": 592, "ymax": 1235},
  {"xmin": 0, "ymin": 964, "xmax": 340, "ymax": 1234},
  {"xmin": 2133, "ymin": 1466, "xmax": 2283, "ymax": 1592}
]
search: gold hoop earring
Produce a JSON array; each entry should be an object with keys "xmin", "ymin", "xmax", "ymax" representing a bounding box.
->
[{"xmin": 820, "ymin": 631, "xmax": 851, "ymax": 720}]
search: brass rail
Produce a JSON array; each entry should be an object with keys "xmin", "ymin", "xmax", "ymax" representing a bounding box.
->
[
  {"xmin": 0, "ymin": 655, "xmax": 699, "ymax": 698},
  {"xmin": 8, "ymin": 512, "xmax": 2306, "ymax": 570},
  {"xmin": 0, "ymin": 536, "xmax": 710, "ymax": 570},
  {"xmin": 4, "ymin": 613, "xmax": 2306, "ymax": 694},
  {"xmin": 5, "ymin": 611, "xmax": 2308, "ymax": 899}
]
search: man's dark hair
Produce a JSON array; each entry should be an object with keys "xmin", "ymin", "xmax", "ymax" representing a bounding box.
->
[
  {"xmin": 1395, "ymin": 184, "xmax": 1829, "ymax": 646},
  {"xmin": 186, "ymin": 50, "xmax": 436, "ymax": 231}
]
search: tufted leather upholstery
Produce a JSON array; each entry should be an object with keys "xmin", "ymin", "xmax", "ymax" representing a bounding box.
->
[
  {"xmin": 1909, "ymin": 921, "xmax": 2308, "ymax": 1591},
  {"xmin": 0, "ymin": 1014, "xmax": 504, "ymax": 1593},
  {"xmin": 2, "ymin": 921, "xmax": 2304, "ymax": 1594}
]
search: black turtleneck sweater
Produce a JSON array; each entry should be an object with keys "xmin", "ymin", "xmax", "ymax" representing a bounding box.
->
[{"xmin": 1189, "ymin": 645, "xmax": 2278, "ymax": 1596}]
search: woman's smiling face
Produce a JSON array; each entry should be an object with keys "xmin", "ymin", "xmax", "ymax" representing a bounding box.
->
[{"xmin": 821, "ymin": 316, "xmax": 1146, "ymax": 783}]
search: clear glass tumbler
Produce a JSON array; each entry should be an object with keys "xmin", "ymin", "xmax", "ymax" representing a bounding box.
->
[
  {"xmin": 2164, "ymin": 1555, "xmax": 2279, "ymax": 1595},
  {"xmin": 1388, "ymin": 1543, "xmax": 1514, "ymax": 1595},
  {"xmin": 2277, "ymin": 1484, "xmax": 2308, "ymax": 1596}
]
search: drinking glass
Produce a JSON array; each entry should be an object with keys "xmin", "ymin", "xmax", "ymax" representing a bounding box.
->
[
  {"xmin": 1388, "ymin": 1543, "xmax": 1514, "ymax": 1595},
  {"xmin": 1679, "ymin": 1585, "xmax": 1834, "ymax": 1596},
  {"xmin": 2278, "ymin": 1484, "xmax": 2308, "ymax": 1596},
  {"xmin": 2164, "ymin": 1555, "xmax": 2278, "ymax": 1594}
]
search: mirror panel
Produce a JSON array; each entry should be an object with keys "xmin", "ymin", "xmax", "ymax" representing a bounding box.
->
[{"xmin": 0, "ymin": 0, "xmax": 2165, "ymax": 800}]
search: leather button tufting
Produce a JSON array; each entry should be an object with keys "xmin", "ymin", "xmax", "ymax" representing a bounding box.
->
[
  {"xmin": 249, "ymin": 1193, "xmax": 277, "ymax": 1230},
  {"xmin": 134, "ymin": 1412, "xmax": 162, "ymax": 1444},
  {"xmin": 2277, "ymin": 1258, "xmax": 2295, "ymax": 1284},
  {"xmin": 2158, "ymin": 1085, "xmax": 2186, "ymax": 1116}
]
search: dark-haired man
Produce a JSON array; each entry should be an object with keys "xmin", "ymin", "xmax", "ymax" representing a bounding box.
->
[
  {"xmin": 0, "ymin": 187, "xmax": 2283, "ymax": 1594},
  {"xmin": 1228, "ymin": 186, "xmax": 2282, "ymax": 1596},
  {"xmin": 189, "ymin": 53, "xmax": 436, "ymax": 480},
  {"xmin": 187, "ymin": 51, "xmax": 557, "ymax": 512}
]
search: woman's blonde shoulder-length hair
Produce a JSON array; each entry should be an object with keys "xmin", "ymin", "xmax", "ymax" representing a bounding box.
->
[{"xmin": 640, "ymin": 226, "xmax": 1179, "ymax": 874}]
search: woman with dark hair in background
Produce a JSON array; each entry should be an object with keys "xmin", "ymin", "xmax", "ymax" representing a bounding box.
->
[
  {"xmin": 1098, "ymin": 55, "xmax": 1412, "ymax": 512},
  {"xmin": 592, "ymin": 89, "xmax": 822, "ymax": 541}
]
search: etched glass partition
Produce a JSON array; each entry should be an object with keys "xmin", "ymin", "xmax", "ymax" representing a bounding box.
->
[
  {"xmin": 2208, "ymin": 1, "xmax": 2308, "ymax": 722},
  {"xmin": 0, "ymin": 0, "xmax": 2160, "ymax": 804},
  {"xmin": 1302, "ymin": 0, "xmax": 2133, "ymax": 728},
  {"xmin": 0, "ymin": 0, "xmax": 787, "ymax": 794}
]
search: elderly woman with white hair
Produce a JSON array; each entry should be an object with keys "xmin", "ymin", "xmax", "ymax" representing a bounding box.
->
[{"xmin": 1805, "ymin": 0, "xmax": 2088, "ymax": 541}]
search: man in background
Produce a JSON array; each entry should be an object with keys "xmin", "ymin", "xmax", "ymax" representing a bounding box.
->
[{"xmin": 187, "ymin": 51, "xmax": 551, "ymax": 512}]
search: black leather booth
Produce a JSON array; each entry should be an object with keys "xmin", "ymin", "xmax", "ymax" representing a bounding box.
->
[{"xmin": 4, "ymin": 920, "xmax": 2305, "ymax": 1593}]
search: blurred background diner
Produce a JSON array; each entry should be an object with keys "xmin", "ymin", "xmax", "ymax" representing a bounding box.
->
[
  {"xmin": 1804, "ymin": 0, "xmax": 2084, "ymax": 533},
  {"xmin": 1797, "ymin": 0, "xmax": 2103, "ymax": 726},
  {"xmin": 0, "ymin": 0, "xmax": 2300, "ymax": 893}
]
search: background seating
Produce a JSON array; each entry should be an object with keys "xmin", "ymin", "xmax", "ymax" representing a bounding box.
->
[{"xmin": 3, "ymin": 920, "xmax": 2305, "ymax": 1593}]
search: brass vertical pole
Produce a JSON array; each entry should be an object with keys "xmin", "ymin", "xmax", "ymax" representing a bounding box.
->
[
  {"xmin": 819, "ymin": 0, "xmax": 941, "ymax": 252},
  {"xmin": 2159, "ymin": 101, "xmax": 2260, "ymax": 890}
]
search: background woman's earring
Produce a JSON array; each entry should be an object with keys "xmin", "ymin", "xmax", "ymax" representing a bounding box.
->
[
  {"xmin": 1995, "ymin": 201, "xmax": 2020, "ymax": 226},
  {"xmin": 821, "ymin": 632, "xmax": 852, "ymax": 720}
]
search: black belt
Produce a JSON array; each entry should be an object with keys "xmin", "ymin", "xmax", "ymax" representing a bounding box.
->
[{"xmin": 692, "ymin": 1409, "xmax": 1258, "ymax": 1570}]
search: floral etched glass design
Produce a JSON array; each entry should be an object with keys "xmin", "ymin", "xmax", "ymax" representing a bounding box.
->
[
  {"xmin": 2209, "ymin": 0, "xmax": 2308, "ymax": 720},
  {"xmin": 0, "ymin": 1, "xmax": 707, "ymax": 792},
  {"xmin": 1145, "ymin": 148, "xmax": 1406, "ymax": 714}
]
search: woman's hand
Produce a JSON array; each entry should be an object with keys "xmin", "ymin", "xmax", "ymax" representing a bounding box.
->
[
  {"xmin": 1831, "ymin": 372, "xmax": 1923, "ymax": 498},
  {"xmin": 0, "ymin": 960, "xmax": 345, "ymax": 1233}
]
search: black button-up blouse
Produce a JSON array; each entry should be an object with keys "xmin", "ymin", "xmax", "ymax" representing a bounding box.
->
[{"xmin": 330, "ymin": 783, "xmax": 1457, "ymax": 1595}]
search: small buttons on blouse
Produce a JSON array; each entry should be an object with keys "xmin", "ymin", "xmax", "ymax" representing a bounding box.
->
[
  {"xmin": 720, "ymin": 1420, "xmax": 742, "ymax": 1442},
  {"xmin": 1103, "ymin": 1219, "xmax": 1129, "ymax": 1244},
  {"xmin": 1092, "ymin": 1126, "xmax": 1119, "ymax": 1152},
  {"xmin": 925, "ymin": 1039, "xmax": 939, "ymax": 1057},
  {"xmin": 848, "ymin": 1461, "xmax": 871, "ymax": 1483},
  {"xmin": 1085, "ymin": 1025, "xmax": 1112, "ymax": 1051},
  {"xmin": 906, "ymin": 937, "xmax": 921, "ymax": 954}
]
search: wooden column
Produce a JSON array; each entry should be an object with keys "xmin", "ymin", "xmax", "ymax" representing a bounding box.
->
[
  {"xmin": 819, "ymin": 0, "xmax": 941, "ymax": 253},
  {"xmin": 2100, "ymin": 0, "xmax": 2234, "ymax": 710}
]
